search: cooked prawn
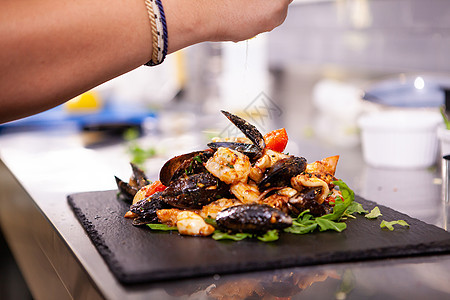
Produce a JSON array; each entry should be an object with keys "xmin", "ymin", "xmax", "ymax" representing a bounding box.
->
[
  {"xmin": 156, "ymin": 208, "xmax": 184, "ymax": 226},
  {"xmin": 205, "ymin": 147, "xmax": 251, "ymax": 185},
  {"xmin": 230, "ymin": 181, "xmax": 261, "ymax": 204},
  {"xmin": 176, "ymin": 211, "xmax": 215, "ymax": 236},
  {"xmin": 200, "ymin": 198, "xmax": 242, "ymax": 219}
]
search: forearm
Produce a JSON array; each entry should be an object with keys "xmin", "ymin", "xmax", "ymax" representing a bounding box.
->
[
  {"xmin": 0, "ymin": 0, "xmax": 153, "ymax": 122},
  {"xmin": 0, "ymin": 0, "xmax": 291, "ymax": 123}
]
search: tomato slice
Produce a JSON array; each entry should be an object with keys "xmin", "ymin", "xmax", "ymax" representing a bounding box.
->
[
  {"xmin": 263, "ymin": 128, "xmax": 288, "ymax": 152},
  {"xmin": 144, "ymin": 180, "xmax": 167, "ymax": 197}
]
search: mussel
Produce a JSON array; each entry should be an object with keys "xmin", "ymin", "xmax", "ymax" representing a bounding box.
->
[
  {"xmin": 221, "ymin": 110, "xmax": 266, "ymax": 154},
  {"xmin": 258, "ymin": 156, "xmax": 307, "ymax": 191},
  {"xmin": 115, "ymin": 163, "xmax": 150, "ymax": 202},
  {"xmin": 159, "ymin": 150, "xmax": 213, "ymax": 186},
  {"xmin": 115, "ymin": 176, "xmax": 138, "ymax": 201},
  {"xmin": 216, "ymin": 204, "xmax": 292, "ymax": 234},
  {"xmin": 129, "ymin": 192, "xmax": 171, "ymax": 226},
  {"xmin": 130, "ymin": 162, "xmax": 150, "ymax": 188},
  {"xmin": 161, "ymin": 172, "xmax": 229, "ymax": 209},
  {"xmin": 207, "ymin": 142, "xmax": 262, "ymax": 161}
]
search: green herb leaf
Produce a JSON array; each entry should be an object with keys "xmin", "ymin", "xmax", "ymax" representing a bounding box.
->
[
  {"xmin": 320, "ymin": 180, "xmax": 355, "ymax": 221},
  {"xmin": 257, "ymin": 230, "xmax": 279, "ymax": 242},
  {"xmin": 365, "ymin": 206, "xmax": 382, "ymax": 219},
  {"xmin": 315, "ymin": 217, "xmax": 347, "ymax": 232},
  {"xmin": 380, "ymin": 220, "xmax": 410, "ymax": 231},
  {"xmin": 284, "ymin": 222, "xmax": 318, "ymax": 234},
  {"xmin": 204, "ymin": 218, "xmax": 217, "ymax": 227},
  {"xmin": 147, "ymin": 224, "xmax": 178, "ymax": 231},
  {"xmin": 346, "ymin": 201, "xmax": 368, "ymax": 215},
  {"xmin": 212, "ymin": 230, "xmax": 252, "ymax": 241}
]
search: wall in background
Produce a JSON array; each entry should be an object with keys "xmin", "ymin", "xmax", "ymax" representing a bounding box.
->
[{"xmin": 269, "ymin": 0, "xmax": 450, "ymax": 74}]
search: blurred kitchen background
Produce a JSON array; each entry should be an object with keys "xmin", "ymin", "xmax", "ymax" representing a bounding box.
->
[{"xmin": 2, "ymin": 0, "xmax": 450, "ymax": 298}]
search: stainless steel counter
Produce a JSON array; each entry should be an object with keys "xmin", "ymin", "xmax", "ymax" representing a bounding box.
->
[
  {"xmin": 1, "ymin": 66, "xmax": 450, "ymax": 299},
  {"xmin": 0, "ymin": 115, "xmax": 449, "ymax": 300}
]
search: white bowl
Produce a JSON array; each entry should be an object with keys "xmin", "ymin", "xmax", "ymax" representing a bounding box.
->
[{"xmin": 358, "ymin": 110, "xmax": 442, "ymax": 169}]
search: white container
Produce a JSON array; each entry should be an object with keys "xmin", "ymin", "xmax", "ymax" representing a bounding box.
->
[{"xmin": 358, "ymin": 110, "xmax": 442, "ymax": 169}]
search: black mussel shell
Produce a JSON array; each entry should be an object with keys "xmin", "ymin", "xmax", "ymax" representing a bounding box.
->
[
  {"xmin": 216, "ymin": 204, "xmax": 292, "ymax": 234},
  {"xmin": 207, "ymin": 142, "xmax": 262, "ymax": 161},
  {"xmin": 129, "ymin": 192, "xmax": 171, "ymax": 226},
  {"xmin": 159, "ymin": 150, "xmax": 212, "ymax": 186},
  {"xmin": 130, "ymin": 162, "xmax": 150, "ymax": 189},
  {"xmin": 161, "ymin": 172, "xmax": 229, "ymax": 209},
  {"xmin": 115, "ymin": 176, "xmax": 138, "ymax": 202},
  {"xmin": 259, "ymin": 156, "xmax": 307, "ymax": 191},
  {"xmin": 221, "ymin": 110, "xmax": 266, "ymax": 152}
]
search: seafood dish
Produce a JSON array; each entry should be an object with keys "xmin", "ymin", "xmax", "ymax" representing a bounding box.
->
[{"xmin": 115, "ymin": 110, "xmax": 354, "ymax": 240}]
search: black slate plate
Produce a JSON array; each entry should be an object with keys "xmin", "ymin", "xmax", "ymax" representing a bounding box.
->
[{"xmin": 68, "ymin": 190, "xmax": 450, "ymax": 285}]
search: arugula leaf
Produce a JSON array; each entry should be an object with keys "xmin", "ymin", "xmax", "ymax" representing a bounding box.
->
[
  {"xmin": 284, "ymin": 222, "xmax": 318, "ymax": 234},
  {"xmin": 212, "ymin": 230, "xmax": 252, "ymax": 241},
  {"xmin": 147, "ymin": 224, "xmax": 178, "ymax": 231},
  {"xmin": 320, "ymin": 180, "xmax": 355, "ymax": 221},
  {"xmin": 315, "ymin": 217, "xmax": 347, "ymax": 232},
  {"xmin": 257, "ymin": 230, "xmax": 279, "ymax": 242},
  {"xmin": 346, "ymin": 201, "xmax": 368, "ymax": 215},
  {"xmin": 380, "ymin": 220, "xmax": 410, "ymax": 231},
  {"xmin": 365, "ymin": 206, "xmax": 382, "ymax": 219}
]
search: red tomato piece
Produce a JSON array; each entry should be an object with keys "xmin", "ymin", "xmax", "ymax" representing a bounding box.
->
[
  {"xmin": 263, "ymin": 128, "xmax": 288, "ymax": 152},
  {"xmin": 144, "ymin": 180, "xmax": 167, "ymax": 197}
]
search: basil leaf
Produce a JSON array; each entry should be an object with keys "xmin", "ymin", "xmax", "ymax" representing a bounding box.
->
[
  {"xmin": 380, "ymin": 220, "xmax": 410, "ymax": 231},
  {"xmin": 365, "ymin": 206, "xmax": 382, "ymax": 219},
  {"xmin": 257, "ymin": 230, "xmax": 279, "ymax": 242},
  {"xmin": 315, "ymin": 217, "xmax": 347, "ymax": 232},
  {"xmin": 147, "ymin": 224, "xmax": 178, "ymax": 231}
]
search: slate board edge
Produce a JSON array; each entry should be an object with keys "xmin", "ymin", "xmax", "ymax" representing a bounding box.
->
[{"xmin": 68, "ymin": 195, "xmax": 129, "ymax": 281}]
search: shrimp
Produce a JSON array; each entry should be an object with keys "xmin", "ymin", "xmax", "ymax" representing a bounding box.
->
[
  {"xmin": 230, "ymin": 181, "xmax": 261, "ymax": 204},
  {"xmin": 200, "ymin": 198, "xmax": 242, "ymax": 219},
  {"xmin": 205, "ymin": 147, "xmax": 251, "ymax": 185},
  {"xmin": 176, "ymin": 211, "xmax": 215, "ymax": 236},
  {"xmin": 157, "ymin": 208, "xmax": 185, "ymax": 226}
]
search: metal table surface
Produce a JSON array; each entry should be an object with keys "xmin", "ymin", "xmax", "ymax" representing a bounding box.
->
[{"xmin": 0, "ymin": 114, "xmax": 449, "ymax": 300}]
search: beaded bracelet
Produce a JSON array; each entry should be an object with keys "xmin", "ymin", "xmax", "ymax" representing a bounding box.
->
[{"xmin": 144, "ymin": 0, "xmax": 168, "ymax": 66}]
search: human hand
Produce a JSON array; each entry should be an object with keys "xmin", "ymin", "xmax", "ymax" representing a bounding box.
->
[{"xmin": 164, "ymin": 0, "xmax": 293, "ymax": 52}]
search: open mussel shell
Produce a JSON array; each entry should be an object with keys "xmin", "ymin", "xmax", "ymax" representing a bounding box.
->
[
  {"xmin": 130, "ymin": 162, "xmax": 150, "ymax": 189},
  {"xmin": 216, "ymin": 204, "xmax": 292, "ymax": 234},
  {"xmin": 115, "ymin": 176, "xmax": 138, "ymax": 202},
  {"xmin": 207, "ymin": 142, "xmax": 262, "ymax": 161},
  {"xmin": 159, "ymin": 150, "xmax": 212, "ymax": 186},
  {"xmin": 221, "ymin": 110, "xmax": 266, "ymax": 152},
  {"xmin": 259, "ymin": 156, "xmax": 307, "ymax": 191}
]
